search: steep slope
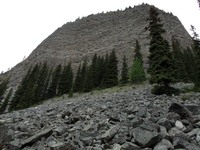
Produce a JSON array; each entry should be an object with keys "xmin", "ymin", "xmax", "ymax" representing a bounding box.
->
[{"xmin": 3, "ymin": 4, "xmax": 192, "ymax": 88}]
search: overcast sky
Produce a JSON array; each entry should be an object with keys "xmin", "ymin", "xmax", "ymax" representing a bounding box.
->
[{"xmin": 0, "ymin": 0, "xmax": 199, "ymax": 73}]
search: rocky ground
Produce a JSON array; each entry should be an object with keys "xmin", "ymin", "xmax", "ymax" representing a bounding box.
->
[{"xmin": 1, "ymin": 84, "xmax": 200, "ymax": 150}]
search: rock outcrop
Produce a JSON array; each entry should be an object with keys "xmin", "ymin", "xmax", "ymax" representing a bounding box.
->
[
  {"xmin": 1, "ymin": 84, "xmax": 200, "ymax": 149},
  {"xmin": 1, "ymin": 4, "xmax": 192, "ymax": 88}
]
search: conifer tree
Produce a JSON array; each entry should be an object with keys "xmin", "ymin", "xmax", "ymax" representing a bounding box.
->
[
  {"xmin": 91, "ymin": 53, "xmax": 98, "ymax": 87},
  {"xmin": 130, "ymin": 40, "xmax": 146, "ymax": 83},
  {"xmin": 101, "ymin": 53, "xmax": 109, "ymax": 88},
  {"xmin": 148, "ymin": 6, "xmax": 176, "ymax": 95},
  {"xmin": 103, "ymin": 50, "xmax": 118, "ymax": 88},
  {"xmin": 73, "ymin": 64, "xmax": 82, "ymax": 92},
  {"xmin": 83, "ymin": 65, "xmax": 94, "ymax": 92},
  {"xmin": 9, "ymin": 67, "xmax": 32, "ymax": 111},
  {"xmin": 0, "ymin": 79, "xmax": 8, "ymax": 101},
  {"xmin": 96, "ymin": 56, "xmax": 105, "ymax": 87},
  {"xmin": 80, "ymin": 59, "xmax": 87, "ymax": 91},
  {"xmin": 47, "ymin": 64, "xmax": 62, "ymax": 98},
  {"xmin": 121, "ymin": 55, "xmax": 128, "ymax": 84},
  {"xmin": 191, "ymin": 25, "xmax": 200, "ymax": 89},
  {"xmin": 58, "ymin": 62, "xmax": 73, "ymax": 95},
  {"xmin": 171, "ymin": 37, "xmax": 189, "ymax": 82},
  {"xmin": 34, "ymin": 63, "xmax": 49, "ymax": 103},
  {"xmin": 0, "ymin": 88, "xmax": 13, "ymax": 114}
]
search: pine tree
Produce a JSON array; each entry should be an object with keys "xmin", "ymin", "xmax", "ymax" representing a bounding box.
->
[
  {"xmin": 0, "ymin": 88, "xmax": 13, "ymax": 114},
  {"xmin": 191, "ymin": 25, "xmax": 200, "ymax": 89},
  {"xmin": 0, "ymin": 79, "xmax": 8, "ymax": 101},
  {"xmin": 58, "ymin": 62, "xmax": 73, "ymax": 95},
  {"xmin": 148, "ymin": 6, "xmax": 177, "ymax": 95},
  {"xmin": 83, "ymin": 65, "xmax": 94, "ymax": 92},
  {"xmin": 171, "ymin": 37, "xmax": 189, "ymax": 82},
  {"xmin": 9, "ymin": 67, "xmax": 32, "ymax": 111},
  {"xmin": 121, "ymin": 55, "xmax": 128, "ymax": 84},
  {"xmin": 102, "ymin": 50, "xmax": 118, "ymax": 88},
  {"xmin": 34, "ymin": 63, "xmax": 49, "ymax": 103},
  {"xmin": 91, "ymin": 53, "xmax": 98, "ymax": 88},
  {"xmin": 80, "ymin": 59, "xmax": 87, "ymax": 91},
  {"xmin": 47, "ymin": 64, "xmax": 62, "ymax": 98},
  {"xmin": 130, "ymin": 40, "xmax": 146, "ymax": 83},
  {"xmin": 73, "ymin": 64, "xmax": 82, "ymax": 92}
]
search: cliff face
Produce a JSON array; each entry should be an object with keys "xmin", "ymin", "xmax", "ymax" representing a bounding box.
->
[{"xmin": 4, "ymin": 4, "xmax": 192, "ymax": 88}]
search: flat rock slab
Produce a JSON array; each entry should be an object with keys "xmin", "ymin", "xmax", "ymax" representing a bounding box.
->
[{"xmin": 21, "ymin": 128, "xmax": 53, "ymax": 148}]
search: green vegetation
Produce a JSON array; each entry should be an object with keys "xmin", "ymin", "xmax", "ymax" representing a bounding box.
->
[
  {"xmin": 130, "ymin": 40, "xmax": 146, "ymax": 83},
  {"xmin": 147, "ymin": 6, "xmax": 177, "ymax": 95},
  {"xmin": 121, "ymin": 55, "xmax": 129, "ymax": 84}
]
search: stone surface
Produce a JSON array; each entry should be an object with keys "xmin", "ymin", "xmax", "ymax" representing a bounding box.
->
[{"xmin": 1, "ymin": 84, "xmax": 200, "ymax": 149}]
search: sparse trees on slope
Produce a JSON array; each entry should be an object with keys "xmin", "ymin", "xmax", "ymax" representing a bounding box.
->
[
  {"xmin": 0, "ymin": 88, "xmax": 13, "ymax": 114},
  {"xmin": 148, "ymin": 6, "xmax": 177, "ymax": 95}
]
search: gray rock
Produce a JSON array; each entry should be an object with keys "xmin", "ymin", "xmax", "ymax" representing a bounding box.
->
[
  {"xmin": 168, "ymin": 103, "xmax": 193, "ymax": 121},
  {"xmin": 157, "ymin": 117, "xmax": 172, "ymax": 130},
  {"xmin": 121, "ymin": 142, "xmax": 141, "ymax": 150},
  {"xmin": 133, "ymin": 123, "xmax": 160, "ymax": 147},
  {"xmin": 153, "ymin": 139, "xmax": 173, "ymax": 150},
  {"xmin": 101, "ymin": 125, "xmax": 120, "ymax": 143},
  {"xmin": 21, "ymin": 128, "xmax": 53, "ymax": 148},
  {"xmin": 49, "ymin": 142, "xmax": 65, "ymax": 150},
  {"xmin": 173, "ymin": 136, "xmax": 200, "ymax": 150}
]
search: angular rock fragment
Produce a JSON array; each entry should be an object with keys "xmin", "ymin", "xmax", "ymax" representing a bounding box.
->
[
  {"xmin": 101, "ymin": 125, "xmax": 120, "ymax": 143},
  {"xmin": 21, "ymin": 128, "xmax": 53, "ymax": 148}
]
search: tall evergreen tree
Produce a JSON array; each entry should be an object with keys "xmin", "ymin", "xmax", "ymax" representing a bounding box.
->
[
  {"xmin": 130, "ymin": 40, "xmax": 146, "ymax": 83},
  {"xmin": 9, "ymin": 67, "xmax": 32, "ymax": 111},
  {"xmin": 58, "ymin": 62, "xmax": 73, "ymax": 95},
  {"xmin": 0, "ymin": 79, "xmax": 8, "ymax": 101},
  {"xmin": 80, "ymin": 59, "xmax": 87, "ymax": 91},
  {"xmin": 83, "ymin": 65, "xmax": 94, "ymax": 92},
  {"xmin": 191, "ymin": 25, "xmax": 200, "ymax": 89},
  {"xmin": 47, "ymin": 64, "xmax": 62, "ymax": 98},
  {"xmin": 171, "ymin": 37, "xmax": 189, "ymax": 82},
  {"xmin": 0, "ymin": 88, "xmax": 13, "ymax": 114},
  {"xmin": 147, "ymin": 6, "xmax": 176, "ymax": 95},
  {"xmin": 73, "ymin": 64, "xmax": 82, "ymax": 92},
  {"xmin": 102, "ymin": 50, "xmax": 118, "ymax": 88},
  {"xmin": 121, "ymin": 55, "xmax": 129, "ymax": 84},
  {"xmin": 34, "ymin": 63, "xmax": 49, "ymax": 103}
]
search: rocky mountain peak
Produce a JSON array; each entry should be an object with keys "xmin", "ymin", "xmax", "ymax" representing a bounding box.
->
[{"xmin": 1, "ymin": 3, "xmax": 192, "ymax": 88}]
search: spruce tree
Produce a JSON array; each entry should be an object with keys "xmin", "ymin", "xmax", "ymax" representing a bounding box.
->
[
  {"xmin": 130, "ymin": 40, "xmax": 146, "ymax": 83},
  {"xmin": 73, "ymin": 64, "xmax": 82, "ymax": 92},
  {"xmin": 47, "ymin": 64, "xmax": 62, "ymax": 98},
  {"xmin": 103, "ymin": 50, "xmax": 118, "ymax": 88},
  {"xmin": 9, "ymin": 67, "xmax": 32, "ymax": 111},
  {"xmin": 34, "ymin": 63, "xmax": 49, "ymax": 103},
  {"xmin": 0, "ymin": 88, "xmax": 13, "ymax": 114},
  {"xmin": 58, "ymin": 62, "xmax": 73, "ymax": 95},
  {"xmin": 121, "ymin": 55, "xmax": 129, "ymax": 84},
  {"xmin": 148, "ymin": 6, "xmax": 177, "ymax": 95},
  {"xmin": 80, "ymin": 59, "xmax": 87, "ymax": 91},
  {"xmin": 83, "ymin": 65, "xmax": 94, "ymax": 92},
  {"xmin": 0, "ymin": 79, "xmax": 8, "ymax": 101},
  {"xmin": 191, "ymin": 25, "xmax": 200, "ymax": 89},
  {"xmin": 171, "ymin": 37, "xmax": 189, "ymax": 82}
]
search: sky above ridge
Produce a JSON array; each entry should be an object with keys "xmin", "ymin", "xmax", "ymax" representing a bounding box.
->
[{"xmin": 0, "ymin": 0, "xmax": 199, "ymax": 73}]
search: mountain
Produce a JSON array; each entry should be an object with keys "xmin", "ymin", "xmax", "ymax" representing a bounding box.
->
[{"xmin": 1, "ymin": 3, "xmax": 193, "ymax": 88}]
